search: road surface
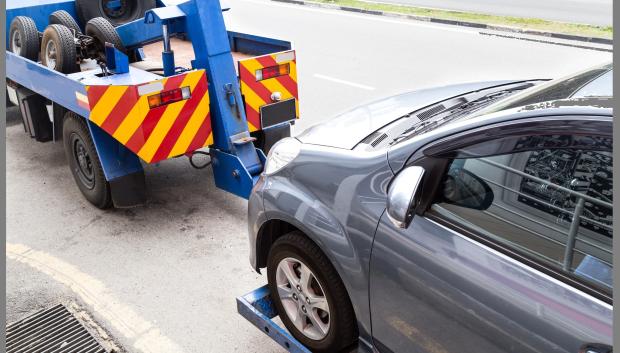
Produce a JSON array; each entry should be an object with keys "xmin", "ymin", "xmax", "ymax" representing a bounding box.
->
[
  {"xmin": 6, "ymin": 1, "xmax": 611, "ymax": 352},
  {"xmin": 372, "ymin": 0, "xmax": 612, "ymax": 26}
]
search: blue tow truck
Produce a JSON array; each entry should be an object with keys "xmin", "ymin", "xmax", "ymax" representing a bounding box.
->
[
  {"xmin": 6, "ymin": 0, "xmax": 313, "ymax": 351},
  {"xmin": 6, "ymin": 0, "xmax": 298, "ymax": 207}
]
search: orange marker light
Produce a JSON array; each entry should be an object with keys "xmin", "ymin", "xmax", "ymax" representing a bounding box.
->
[{"xmin": 255, "ymin": 63, "xmax": 290, "ymax": 81}]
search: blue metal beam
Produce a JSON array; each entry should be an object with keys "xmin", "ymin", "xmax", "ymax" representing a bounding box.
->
[
  {"xmin": 6, "ymin": 52, "xmax": 90, "ymax": 117},
  {"xmin": 176, "ymin": 0, "xmax": 263, "ymax": 198}
]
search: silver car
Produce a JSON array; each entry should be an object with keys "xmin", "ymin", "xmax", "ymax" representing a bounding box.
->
[{"xmin": 248, "ymin": 64, "xmax": 613, "ymax": 353}]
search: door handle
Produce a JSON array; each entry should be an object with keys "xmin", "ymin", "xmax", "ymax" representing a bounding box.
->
[{"xmin": 580, "ymin": 343, "xmax": 613, "ymax": 353}]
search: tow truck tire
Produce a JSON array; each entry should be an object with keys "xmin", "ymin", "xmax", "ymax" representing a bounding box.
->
[
  {"xmin": 267, "ymin": 232, "xmax": 358, "ymax": 353},
  {"xmin": 76, "ymin": 0, "xmax": 156, "ymax": 26},
  {"xmin": 9, "ymin": 16, "xmax": 40, "ymax": 61},
  {"xmin": 85, "ymin": 17, "xmax": 126, "ymax": 62},
  {"xmin": 63, "ymin": 112, "xmax": 112, "ymax": 209},
  {"xmin": 49, "ymin": 10, "xmax": 82, "ymax": 35},
  {"xmin": 41, "ymin": 24, "xmax": 79, "ymax": 74}
]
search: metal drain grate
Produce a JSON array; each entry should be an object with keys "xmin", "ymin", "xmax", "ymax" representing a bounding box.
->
[{"xmin": 6, "ymin": 304, "xmax": 107, "ymax": 353}]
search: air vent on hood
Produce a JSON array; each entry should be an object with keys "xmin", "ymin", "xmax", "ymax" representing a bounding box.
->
[
  {"xmin": 361, "ymin": 131, "xmax": 389, "ymax": 148},
  {"xmin": 416, "ymin": 104, "xmax": 446, "ymax": 120}
]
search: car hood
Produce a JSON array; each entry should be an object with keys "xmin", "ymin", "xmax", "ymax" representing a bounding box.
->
[{"xmin": 297, "ymin": 80, "xmax": 525, "ymax": 149}]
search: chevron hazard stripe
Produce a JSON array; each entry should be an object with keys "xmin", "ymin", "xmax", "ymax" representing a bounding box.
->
[
  {"xmin": 84, "ymin": 70, "xmax": 212, "ymax": 164},
  {"xmin": 238, "ymin": 50, "xmax": 299, "ymax": 132}
]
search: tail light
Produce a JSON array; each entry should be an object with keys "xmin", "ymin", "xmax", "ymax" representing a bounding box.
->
[
  {"xmin": 255, "ymin": 63, "xmax": 290, "ymax": 81},
  {"xmin": 148, "ymin": 86, "xmax": 191, "ymax": 108}
]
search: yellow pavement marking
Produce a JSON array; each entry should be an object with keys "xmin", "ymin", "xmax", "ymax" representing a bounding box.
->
[{"xmin": 7, "ymin": 243, "xmax": 185, "ymax": 353}]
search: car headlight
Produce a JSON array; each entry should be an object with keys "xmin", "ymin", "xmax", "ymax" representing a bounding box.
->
[{"xmin": 264, "ymin": 137, "xmax": 301, "ymax": 175}]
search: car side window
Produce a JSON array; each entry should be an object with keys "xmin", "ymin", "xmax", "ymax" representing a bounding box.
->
[{"xmin": 431, "ymin": 135, "xmax": 613, "ymax": 293}]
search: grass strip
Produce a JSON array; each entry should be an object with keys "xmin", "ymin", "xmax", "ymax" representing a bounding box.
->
[{"xmin": 312, "ymin": 0, "xmax": 612, "ymax": 39}]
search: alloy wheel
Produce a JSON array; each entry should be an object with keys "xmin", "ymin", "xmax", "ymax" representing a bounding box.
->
[{"xmin": 275, "ymin": 257, "xmax": 331, "ymax": 340}]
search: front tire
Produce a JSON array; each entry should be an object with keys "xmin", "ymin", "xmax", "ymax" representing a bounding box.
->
[
  {"xmin": 267, "ymin": 232, "xmax": 357, "ymax": 352},
  {"xmin": 63, "ymin": 112, "xmax": 112, "ymax": 209}
]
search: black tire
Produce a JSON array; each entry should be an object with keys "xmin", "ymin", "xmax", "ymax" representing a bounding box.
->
[
  {"xmin": 85, "ymin": 17, "xmax": 126, "ymax": 62},
  {"xmin": 63, "ymin": 112, "xmax": 112, "ymax": 209},
  {"xmin": 41, "ymin": 24, "xmax": 79, "ymax": 74},
  {"xmin": 9, "ymin": 16, "xmax": 40, "ymax": 61},
  {"xmin": 76, "ymin": 0, "xmax": 155, "ymax": 26},
  {"xmin": 267, "ymin": 232, "xmax": 358, "ymax": 353},
  {"xmin": 49, "ymin": 10, "xmax": 82, "ymax": 35}
]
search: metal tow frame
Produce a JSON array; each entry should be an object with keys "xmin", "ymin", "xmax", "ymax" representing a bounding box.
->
[{"xmin": 237, "ymin": 286, "xmax": 311, "ymax": 353}]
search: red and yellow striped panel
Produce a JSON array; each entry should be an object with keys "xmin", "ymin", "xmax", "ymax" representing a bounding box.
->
[
  {"xmin": 238, "ymin": 50, "xmax": 299, "ymax": 132},
  {"xmin": 84, "ymin": 70, "xmax": 213, "ymax": 164}
]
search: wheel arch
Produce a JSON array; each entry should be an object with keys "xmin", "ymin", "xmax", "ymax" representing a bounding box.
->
[{"xmin": 255, "ymin": 215, "xmax": 363, "ymax": 333}]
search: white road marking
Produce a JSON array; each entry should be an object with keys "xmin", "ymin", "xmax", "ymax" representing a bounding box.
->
[
  {"xmin": 313, "ymin": 74, "xmax": 376, "ymax": 90},
  {"xmin": 7, "ymin": 243, "xmax": 185, "ymax": 353},
  {"xmin": 239, "ymin": 0, "xmax": 477, "ymax": 34}
]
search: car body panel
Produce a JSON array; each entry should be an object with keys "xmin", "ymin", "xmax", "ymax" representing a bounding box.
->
[{"xmin": 370, "ymin": 214, "xmax": 612, "ymax": 353}]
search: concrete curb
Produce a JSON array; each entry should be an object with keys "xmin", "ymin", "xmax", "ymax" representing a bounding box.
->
[{"xmin": 272, "ymin": 0, "xmax": 613, "ymax": 46}]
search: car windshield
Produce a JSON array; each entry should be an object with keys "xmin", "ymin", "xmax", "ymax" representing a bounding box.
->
[{"xmin": 469, "ymin": 64, "xmax": 612, "ymax": 118}]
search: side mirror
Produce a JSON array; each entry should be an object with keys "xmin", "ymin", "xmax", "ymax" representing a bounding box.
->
[
  {"xmin": 442, "ymin": 167, "xmax": 494, "ymax": 210},
  {"xmin": 387, "ymin": 166, "xmax": 425, "ymax": 229}
]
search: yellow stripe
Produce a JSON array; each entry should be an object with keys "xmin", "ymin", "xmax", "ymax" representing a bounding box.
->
[
  {"xmin": 288, "ymin": 59, "xmax": 298, "ymax": 83},
  {"xmin": 247, "ymin": 121, "xmax": 259, "ymax": 132},
  {"xmin": 240, "ymin": 81, "xmax": 268, "ymax": 112},
  {"xmin": 138, "ymin": 72, "xmax": 203, "ymax": 162},
  {"xmin": 89, "ymin": 86, "xmax": 129, "ymax": 125},
  {"xmin": 201, "ymin": 133, "xmax": 214, "ymax": 148},
  {"xmin": 167, "ymin": 92, "xmax": 211, "ymax": 158},
  {"xmin": 113, "ymin": 78, "xmax": 169, "ymax": 144}
]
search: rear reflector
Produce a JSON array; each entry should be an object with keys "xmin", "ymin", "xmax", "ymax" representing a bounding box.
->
[
  {"xmin": 148, "ymin": 86, "xmax": 191, "ymax": 108},
  {"xmin": 255, "ymin": 64, "xmax": 290, "ymax": 81}
]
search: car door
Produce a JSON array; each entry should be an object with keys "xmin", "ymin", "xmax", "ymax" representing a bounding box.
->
[{"xmin": 369, "ymin": 117, "xmax": 613, "ymax": 353}]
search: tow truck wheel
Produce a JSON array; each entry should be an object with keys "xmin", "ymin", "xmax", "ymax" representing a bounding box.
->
[
  {"xmin": 41, "ymin": 25, "xmax": 79, "ymax": 74},
  {"xmin": 49, "ymin": 10, "xmax": 83, "ymax": 35},
  {"xmin": 9, "ymin": 16, "xmax": 40, "ymax": 61},
  {"xmin": 85, "ymin": 17, "xmax": 126, "ymax": 62},
  {"xmin": 267, "ymin": 232, "xmax": 358, "ymax": 353},
  {"xmin": 63, "ymin": 112, "xmax": 112, "ymax": 209},
  {"xmin": 76, "ymin": 0, "xmax": 156, "ymax": 26}
]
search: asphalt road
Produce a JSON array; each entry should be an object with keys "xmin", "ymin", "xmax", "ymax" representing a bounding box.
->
[
  {"xmin": 371, "ymin": 0, "xmax": 613, "ymax": 26},
  {"xmin": 6, "ymin": 1, "xmax": 611, "ymax": 352}
]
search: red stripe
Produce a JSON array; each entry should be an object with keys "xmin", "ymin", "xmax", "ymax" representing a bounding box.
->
[
  {"xmin": 239, "ymin": 64, "xmax": 274, "ymax": 103},
  {"xmin": 256, "ymin": 56, "xmax": 298, "ymax": 99},
  {"xmin": 150, "ymin": 75, "xmax": 208, "ymax": 162},
  {"xmin": 124, "ymin": 75, "xmax": 187, "ymax": 154},
  {"xmin": 87, "ymin": 86, "xmax": 109, "ymax": 109},
  {"xmin": 187, "ymin": 112, "xmax": 212, "ymax": 152},
  {"xmin": 245, "ymin": 103, "xmax": 261, "ymax": 129},
  {"xmin": 99, "ymin": 87, "xmax": 138, "ymax": 135}
]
